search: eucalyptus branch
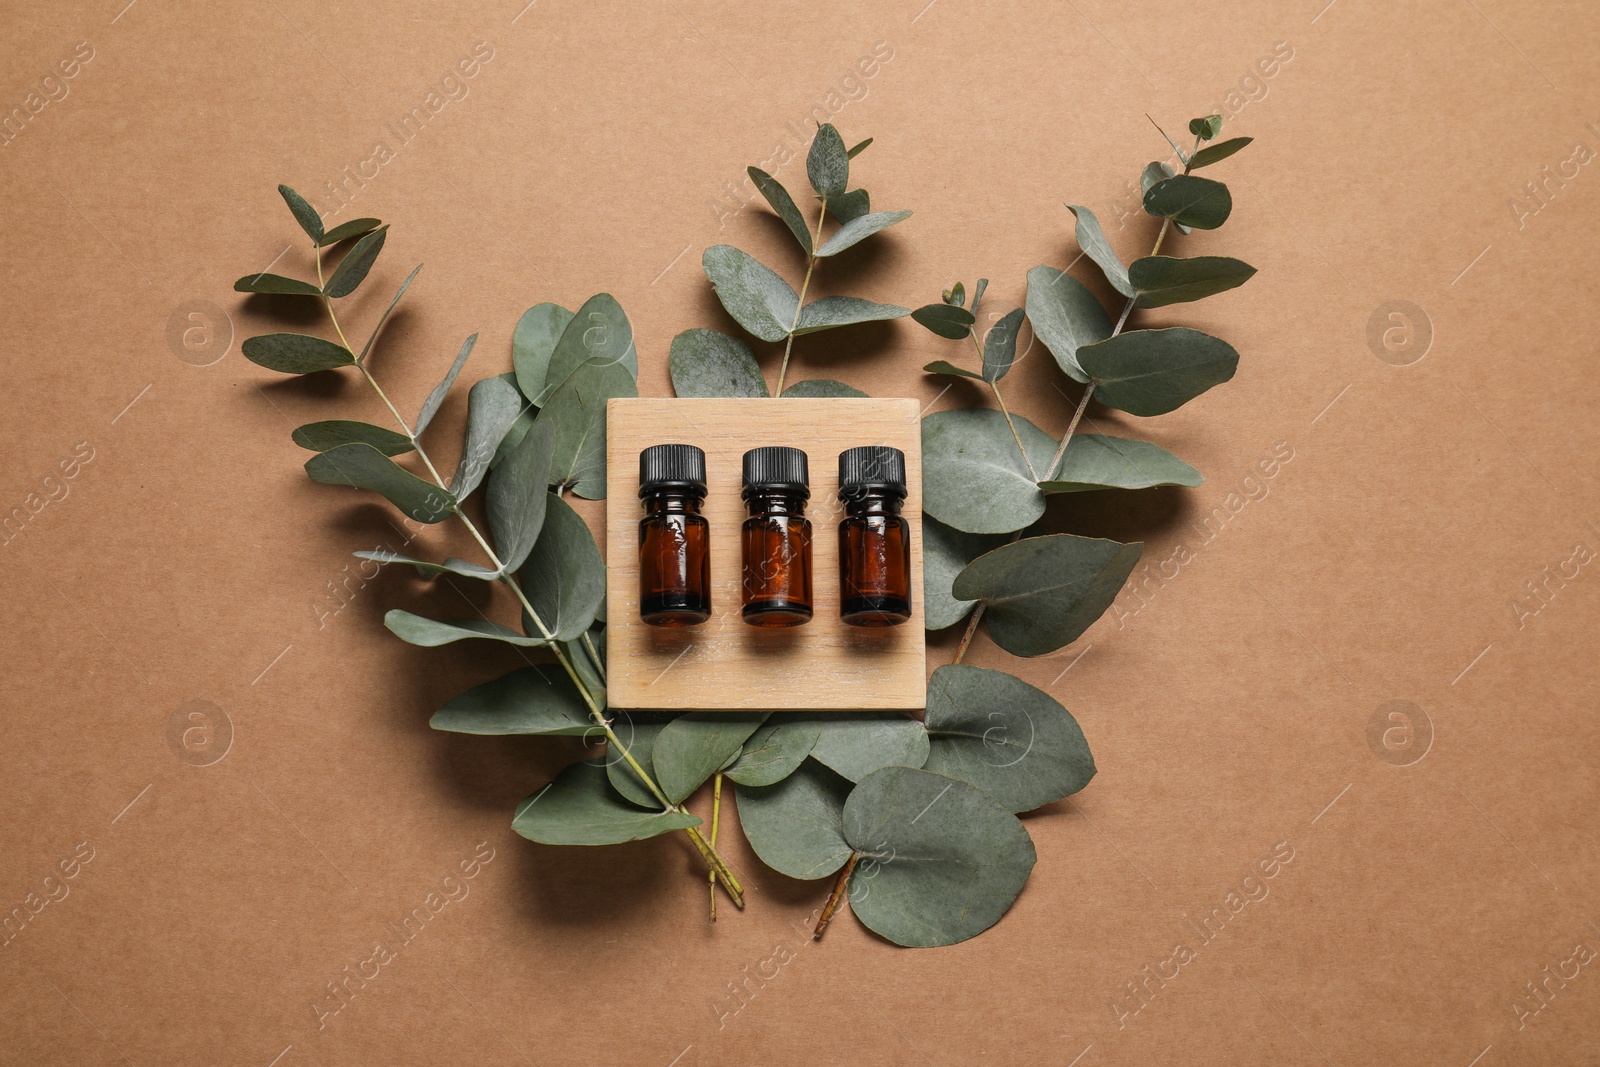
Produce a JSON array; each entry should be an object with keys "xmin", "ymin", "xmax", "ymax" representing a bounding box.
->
[
  {"xmin": 315, "ymin": 263, "xmax": 742, "ymax": 905},
  {"xmin": 774, "ymin": 195, "xmax": 828, "ymax": 396},
  {"xmin": 812, "ymin": 851, "xmax": 862, "ymax": 940},
  {"xmin": 967, "ymin": 327, "xmax": 1038, "ymax": 480}
]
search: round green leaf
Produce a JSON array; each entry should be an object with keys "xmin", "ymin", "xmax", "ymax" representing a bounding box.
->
[
  {"xmin": 1039, "ymin": 433, "xmax": 1202, "ymax": 492},
  {"xmin": 669, "ymin": 328, "xmax": 769, "ymax": 398},
  {"xmin": 921, "ymin": 408, "xmax": 1055, "ymax": 535},
  {"xmin": 913, "ymin": 303, "xmax": 974, "ymax": 340},
  {"xmin": 842, "ymin": 767, "xmax": 1036, "ymax": 947},
  {"xmin": 781, "ymin": 379, "xmax": 867, "ymax": 398},
  {"xmin": 518, "ymin": 493, "xmax": 606, "ymax": 642},
  {"xmin": 828, "ymin": 188, "xmax": 871, "ymax": 224},
  {"xmin": 653, "ymin": 712, "xmax": 769, "ymax": 804},
  {"xmin": 703, "ymin": 245, "xmax": 799, "ymax": 343},
  {"xmin": 1077, "ymin": 327, "xmax": 1239, "ymax": 417},
  {"xmin": 513, "ymin": 761, "xmax": 700, "ymax": 846},
  {"xmin": 1025, "ymin": 266, "xmax": 1112, "ymax": 383},
  {"xmin": 725, "ymin": 718, "xmax": 822, "ymax": 786},
  {"xmin": 808, "ymin": 714, "xmax": 929, "ymax": 783},
  {"xmin": 807, "ymin": 123, "xmax": 850, "ymax": 198},
  {"xmin": 512, "ymin": 302, "xmax": 574, "ymax": 402},
  {"xmin": 1188, "ymin": 114, "xmax": 1224, "ymax": 140},
  {"xmin": 923, "ymin": 665, "xmax": 1095, "ymax": 813},
  {"xmin": 540, "ymin": 294, "xmax": 637, "ymax": 403},
  {"xmin": 291, "ymin": 420, "xmax": 413, "ymax": 456},
  {"xmin": 1129, "ymin": 255, "xmax": 1256, "ymax": 309},
  {"xmin": 431, "ymin": 666, "xmax": 594, "ymax": 736},
  {"xmin": 242, "ymin": 333, "xmax": 354, "ymax": 374},
  {"xmin": 922, "ymin": 517, "xmax": 1005, "ymax": 631},
  {"xmin": 953, "ymin": 534, "xmax": 1142, "ymax": 657},
  {"xmin": 794, "ymin": 296, "xmax": 910, "ymax": 334},
  {"xmin": 735, "ymin": 758, "xmax": 853, "ymax": 880},
  {"xmin": 1142, "ymin": 175, "xmax": 1232, "ymax": 229}
]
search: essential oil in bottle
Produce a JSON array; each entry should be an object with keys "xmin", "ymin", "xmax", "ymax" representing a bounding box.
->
[
  {"xmin": 837, "ymin": 445, "xmax": 912, "ymax": 627},
  {"xmin": 638, "ymin": 443, "xmax": 711, "ymax": 626},
  {"xmin": 740, "ymin": 446, "xmax": 814, "ymax": 627}
]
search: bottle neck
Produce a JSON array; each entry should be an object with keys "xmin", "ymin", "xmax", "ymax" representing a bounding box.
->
[
  {"xmin": 641, "ymin": 486, "xmax": 704, "ymax": 515},
  {"xmin": 841, "ymin": 486, "xmax": 905, "ymax": 517},
  {"xmin": 743, "ymin": 486, "xmax": 809, "ymax": 517}
]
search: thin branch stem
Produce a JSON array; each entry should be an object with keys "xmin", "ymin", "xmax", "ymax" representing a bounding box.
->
[
  {"xmin": 952, "ymin": 603, "xmax": 987, "ymax": 665},
  {"xmin": 964, "ymin": 326, "xmax": 1038, "ymax": 479},
  {"xmin": 317, "ymin": 258, "xmax": 742, "ymax": 906},
  {"xmin": 774, "ymin": 196, "xmax": 828, "ymax": 396},
  {"xmin": 708, "ymin": 771, "xmax": 723, "ymax": 921},
  {"xmin": 813, "ymin": 851, "xmax": 862, "ymax": 940}
]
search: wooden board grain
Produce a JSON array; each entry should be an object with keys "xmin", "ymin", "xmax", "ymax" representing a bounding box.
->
[{"xmin": 604, "ymin": 397, "xmax": 925, "ymax": 710}]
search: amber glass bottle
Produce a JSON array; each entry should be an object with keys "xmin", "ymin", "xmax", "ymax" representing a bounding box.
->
[
  {"xmin": 837, "ymin": 445, "xmax": 912, "ymax": 626},
  {"xmin": 638, "ymin": 443, "xmax": 711, "ymax": 626},
  {"xmin": 740, "ymin": 446, "xmax": 813, "ymax": 627}
]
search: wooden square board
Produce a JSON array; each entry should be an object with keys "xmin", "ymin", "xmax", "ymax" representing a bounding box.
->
[{"xmin": 604, "ymin": 397, "xmax": 925, "ymax": 711}]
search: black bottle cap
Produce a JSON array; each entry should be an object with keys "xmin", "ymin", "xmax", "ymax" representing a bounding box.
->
[
  {"xmin": 838, "ymin": 445, "xmax": 906, "ymax": 499},
  {"xmin": 742, "ymin": 446, "xmax": 810, "ymax": 500},
  {"xmin": 639, "ymin": 443, "xmax": 706, "ymax": 496}
]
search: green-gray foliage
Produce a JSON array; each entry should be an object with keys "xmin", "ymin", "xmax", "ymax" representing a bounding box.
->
[
  {"xmin": 921, "ymin": 408, "xmax": 1054, "ymax": 534},
  {"xmin": 514, "ymin": 761, "xmax": 700, "ymax": 846},
  {"xmin": 808, "ymin": 714, "xmax": 929, "ymax": 783},
  {"xmin": 953, "ymin": 534, "xmax": 1143, "ymax": 657},
  {"xmin": 669, "ymin": 328, "xmax": 768, "ymax": 398},
  {"xmin": 1040, "ymin": 433, "xmax": 1202, "ymax": 492},
  {"xmin": 291, "ymin": 420, "xmax": 413, "ymax": 456},
  {"xmin": 1077, "ymin": 327, "xmax": 1239, "ymax": 416},
  {"xmin": 922, "ymin": 518, "xmax": 1005, "ymax": 631},
  {"xmin": 725, "ymin": 718, "xmax": 821, "ymax": 786},
  {"xmin": 518, "ymin": 494, "xmax": 606, "ymax": 642},
  {"xmin": 304, "ymin": 442, "xmax": 453, "ymax": 522},
  {"xmin": 735, "ymin": 759, "xmax": 854, "ymax": 879},
  {"xmin": 1129, "ymin": 255, "xmax": 1256, "ymax": 308},
  {"xmin": 1025, "ymin": 266, "xmax": 1112, "ymax": 383},
  {"xmin": 431, "ymin": 666, "xmax": 594, "ymax": 735}
]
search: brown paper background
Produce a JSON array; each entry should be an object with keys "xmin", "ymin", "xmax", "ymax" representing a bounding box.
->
[{"xmin": 3, "ymin": 1, "xmax": 1598, "ymax": 1064}]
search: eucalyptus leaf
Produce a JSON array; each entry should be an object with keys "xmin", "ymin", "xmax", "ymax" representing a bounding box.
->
[
  {"xmin": 513, "ymin": 761, "xmax": 700, "ymax": 846},
  {"xmin": 278, "ymin": 184, "xmax": 323, "ymax": 242},
  {"xmin": 607, "ymin": 716, "xmax": 670, "ymax": 808},
  {"xmin": 323, "ymin": 225, "xmax": 388, "ymax": 298},
  {"xmin": 1143, "ymin": 175, "xmax": 1232, "ymax": 230},
  {"xmin": 1039, "ymin": 433, "xmax": 1202, "ymax": 492},
  {"xmin": 1065, "ymin": 205, "xmax": 1133, "ymax": 298},
  {"xmin": 923, "ymin": 665, "xmax": 1095, "ymax": 814},
  {"xmin": 842, "ymin": 768, "xmax": 1037, "ymax": 947},
  {"xmin": 540, "ymin": 294, "xmax": 637, "ymax": 402},
  {"xmin": 512, "ymin": 302, "xmax": 574, "ymax": 403},
  {"xmin": 1188, "ymin": 136, "xmax": 1252, "ymax": 169},
  {"xmin": 653, "ymin": 713, "xmax": 770, "ymax": 804},
  {"xmin": 807, "ymin": 123, "xmax": 850, "ymax": 198},
  {"xmin": 304, "ymin": 442, "xmax": 454, "ymax": 523},
  {"xmin": 1024, "ymin": 266, "xmax": 1112, "ymax": 383},
  {"xmin": 794, "ymin": 296, "xmax": 910, "ymax": 334},
  {"xmin": 781, "ymin": 379, "xmax": 867, "ymax": 398},
  {"xmin": 492, "ymin": 406, "xmax": 538, "ymax": 470},
  {"xmin": 486, "ymin": 418, "xmax": 554, "ymax": 571},
  {"xmin": 242, "ymin": 333, "xmax": 354, "ymax": 374},
  {"xmin": 748, "ymin": 167, "xmax": 813, "ymax": 253},
  {"xmin": 669, "ymin": 328, "xmax": 769, "ymax": 398},
  {"xmin": 846, "ymin": 137, "xmax": 873, "ymax": 158},
  {"xmin": 912, "ymin": 303, "xmax": 974, "ymax": 340},
  {"xmin": 534, "ymin": 359, "xmax": 636, "ymax": 499},
  {"xmin": 829, "ymin": 188, "xmax": 871, "ymax": 224},
  {"xmin": 1140, "ymin": 161, "xmax": 1174, "ymax": 196},
  {"xmin": 354, "ymin": 550, "xmax": 499, "ymax": 581},
  {"xmin": 431, "ymin": 665, "xmax": 593, "ymax": 736},
  {"xmin": 725, "ymin": 718, "xmax": 821, "ymax": 787},
  {"xmin": 1128, "ymin": 255, "xmax": 1256, "ymax": 308},
  {"xmin": 1189, "ymin": 114, "xmax": 1223, "ymax": 140},
  {"xmin": 969, "ymin": 278, "xmax": 989, "ymax": 319},
  {"xmin": 518, "ymin": 493, "xmax": 606, "ymax": 642},
  {"xmin": 703, "ymin": 245, "xmax": 798, "ymax": 343},
  {"xmin": 1077, "ymin": 327, "xmax": 1239, "ymax": 416},
  {"xmin": 416, "ymin": 334, "xmax": 478, "ymax": 436},
  {"xmin": 735, "ymin": 758, "xmax": 853, "ymax": 879},
  {"xmin": 982, "ymin": 307, "xmax": 1025, "ymax": 383},
  {"xmin": 945, "ymin": 282, "xmax": 966, "ymax": 307},
  {"xmin": 923, "ymin": 360, "xmax": 983, "ymax": 380},
  {"xmin": 383, "ymin": 609, "xmax": 552, "ymax": 648},
  {"xmin": 566, "ymin": 627, "xmax": 607, "ymax": 711},
  {"xmin": 233, "ymin": 273, "xmax": 322, "ymax": 297},
  {"xmin": 451, "ymin": 376, "xmax": 527, "ymax": 499},
  {"xmin": 318, "ymin": 217, "xmax": 381, "ymax": 246},
  {"xmin": 953, "ymin": 534, "xmax": 1142, "ymax": 657},
  {"xmin": 809, "ymin": 714, "xmax": 929, "ymax": 783},
  {"xmin": 921, "ymin": 408, "xmax": 1055, "ymax": 535},
  {"xmin": 291, "ymin": 420, "xmax": 413, "ymax": 456},
  {"xmin": 815, "ymin": 210, "xmax": 912, "ymax": 257},
  {"xmin": 358, "ymin": 264, "xmax": 422, "ymax": 363},
  {"xmin": 922, "ymin": 517, "xmax": 1005, "ymax": 631}
]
